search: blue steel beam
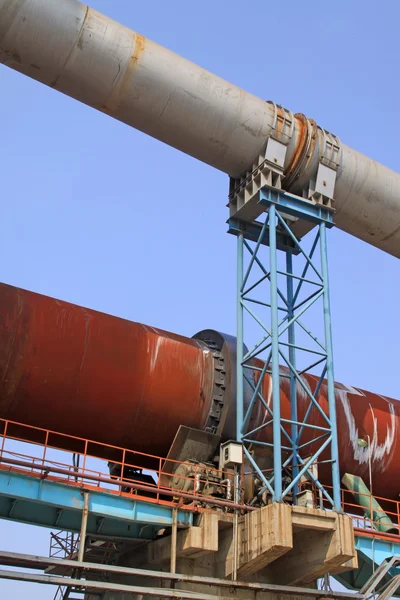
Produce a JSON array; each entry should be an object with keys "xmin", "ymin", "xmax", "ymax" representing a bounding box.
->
[
  {"xmin": 0, "ymin": 470, "xmax": 192, "ymax": 540},
  {"xmin": 336, "ymin": 534, "xmax": 400, "ymax": 592},
  {"xmin": 259, "ymin": 188, "xmax": 335, "ymax": 227},
  {"xmin": 354, "ymin": 535, "xmax": 400, "ymax": 570},
  {"xmin": 320, "ymin": 221, "xmax": 341, "ymax": 511},
  {"xmin": 236, "ymin": 233, "xmax": 244, "ymax": 442},
  {"xmin": 269, "ymin": 204, "xmax": 283, "ymax": 502}
]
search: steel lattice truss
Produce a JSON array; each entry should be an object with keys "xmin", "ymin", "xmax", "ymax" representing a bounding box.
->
[{"xmin": 230, "ymin": 186, "xmax": 341, "ymax": 510}]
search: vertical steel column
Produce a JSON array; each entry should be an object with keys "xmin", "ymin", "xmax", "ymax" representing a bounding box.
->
[
  {"xmin": 268, "ymin": 205, "xmax": 282, "ymax": 502},
  {"xmin": 232, "ymin": 465, "xmax": 239, "ymax": 581},
  {"xmin": 78, "ymin": 493, "xmax": 89, "ymax": 563},
  {"xmin": 170, "ymin": 507, "xmax": 177, "ymax": 574},
  {"xmin": 319, "ymin": 222, "xmax": 341, "ymax": 511},
  {"xmin": 286, "ymin": 251, "xmax": 298, "ymax": 502},
  {"xmin": 236, "ymin": 234, "xmax": 244, "ymax": 443}
]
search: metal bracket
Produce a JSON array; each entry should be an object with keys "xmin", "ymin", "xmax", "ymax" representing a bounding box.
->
[
  {"xmin": 228, "ymin": 103, "xmax": 294, "ymax": 221},
  {"xmin": 229, "ymin": 113, "xmax": 341, "ymax": 233},
  {"xmin": 306, "ymin": 128, "xmax": 341, "ymax": 209}
]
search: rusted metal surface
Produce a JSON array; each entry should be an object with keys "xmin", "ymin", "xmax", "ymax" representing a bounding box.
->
[
  {"xmin": 0, "ymin": 282, "xmax": 214, "ymax": 457},
  {"xmin": 283, "ymin": 113, "xmax": 309, "ymax": 189},
  {"xmin": 0, "ymin": 282, "xmax": 399, "ymax": 500},
  {"xmin": 248, "ymin": 364, "xmax": 400, "ymax": 500},
  {"xmin": 101, "ymin": 31, "xmax": 146, "ymax": 116}
]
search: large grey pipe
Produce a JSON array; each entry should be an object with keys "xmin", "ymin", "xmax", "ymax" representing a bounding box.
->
[{"xmin": 1, "ymin": 0, "xmax": 400, "ymax": 256}]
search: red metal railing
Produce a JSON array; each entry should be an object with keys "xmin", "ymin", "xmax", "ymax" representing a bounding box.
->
[
  {"xmin": 0, "ymin": 417, "xmax": 241, "ymax": 512},
  {"xmin": 293, "ymin": 478, "xmax": 400, "ymax": 540},
  {"xmin": 243, "ymin": 460, "xmax": 400, "ymax": 541},
  {"xmin": 1, "ymin": 416, "xmax": 400, "ymax": 541},
  {"xmin": 335, "ymin": 485, "xmax": 400, "ymax": 538}
]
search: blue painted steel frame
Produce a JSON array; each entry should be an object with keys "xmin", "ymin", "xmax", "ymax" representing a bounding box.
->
[
  {"xmin": 335, "ymin": 534, "xmax": 400, "ymax": 591},
  {"xmin": 0, "ymin": 470, "xmax": 192, "ymax": 540},
  {"xmin": 355, "ymin": 535, "xmax": 400, "ymax": 570},
  {"xmin": 230, "ymin": 185, "xmax": 341, "ymax": 510}
]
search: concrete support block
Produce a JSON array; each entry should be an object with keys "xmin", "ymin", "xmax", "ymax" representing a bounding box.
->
[
  {"xmin": 333, "ymin": 554, "xmax": 359, "ymax": 574},
  {"xmin": 148, "ymin": 512, "xmax": 219, "ymax": 564},
  {"xmin": 268, "ymin": 509, "xmax": 357, "ymax": 585},
  {"xmin": 128, "ymin": 504, "xmax": 356, "ymax": 590},
  {"xmin": 238, "ymin": 503, "xmax": 293, "ymax": 577},
  {"xmin": 291, "ymin": 507, "xmax": 337, "ymax": 531}
]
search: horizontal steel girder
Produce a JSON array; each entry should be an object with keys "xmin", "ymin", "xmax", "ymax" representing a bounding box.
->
[{"xmin": 0, "ymin": 469, "xmax": 192, "ymax": 539}]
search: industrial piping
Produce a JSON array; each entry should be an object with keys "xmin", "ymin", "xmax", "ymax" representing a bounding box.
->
[
  {"xmin": 1, "ymin": 0, "xmax": 400, "ymax": 256},
  {"xmin": 0, "ymin": 283, "xmax": 398, "ymax": 501}
]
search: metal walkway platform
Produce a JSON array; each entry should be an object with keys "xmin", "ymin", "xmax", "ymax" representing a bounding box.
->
[
  {"xmin": 0, "ymin": 468, "xmax": 192, "ymax": 540},
  {"xmin": 2, "ymin": 416, "xmax": 400, "ymax": 596}
]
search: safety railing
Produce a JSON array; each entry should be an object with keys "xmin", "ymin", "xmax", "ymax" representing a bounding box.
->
[
  {"xmin": 332, "ymin": 485, "xmax": 400, "ymax": 538},
  {"xmin": 304, "ymin": 478, "xmax": 400, "ymax": 539},
  {"xmin": 0, "ymin": 417, "xmax": 241, "ymax": 513},
  {"xmin": 2, "ymin": 416, "xmax": 400, "ymax": 539}
]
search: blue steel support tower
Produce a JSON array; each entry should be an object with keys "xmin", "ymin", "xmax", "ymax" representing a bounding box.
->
[{"xmin": 229, "ymin": 185, "xmax": 341, "ymax": 512}]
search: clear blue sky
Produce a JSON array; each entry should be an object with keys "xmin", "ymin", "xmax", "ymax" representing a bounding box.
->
[{"xmin": 0, "ymin": 0, "xmax": 399, "ymax": 597}]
